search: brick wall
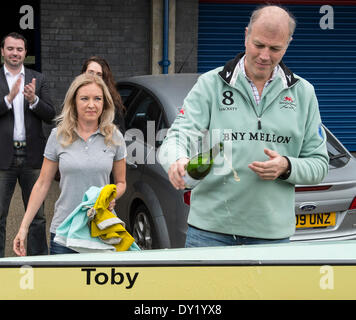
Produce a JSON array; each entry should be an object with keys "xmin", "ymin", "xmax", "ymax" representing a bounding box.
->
[
  {"xmin": 41, "ymin": 0, "xmax": 198, "ymax": 116},
  {"xmin": 41, "ymin": 0, "xmax": 150, "ymax": 113}
]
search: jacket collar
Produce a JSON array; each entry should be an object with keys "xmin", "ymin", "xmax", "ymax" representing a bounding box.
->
[{"xmin": 218, "ymin": 52, "xmax": 299, "ymax": 88}]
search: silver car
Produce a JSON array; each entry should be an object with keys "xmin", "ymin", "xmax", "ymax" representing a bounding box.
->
[{"xmin": 116, "ymin": 73, "xmax": 356, "ymax": 249}]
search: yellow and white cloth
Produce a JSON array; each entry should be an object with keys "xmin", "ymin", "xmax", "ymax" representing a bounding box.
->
[
  {"xmin": 88, "ymin": 184, "xmax": 136, "ymax": 251},
  {"xmin": 54, "ymin": 184, "xmax": 140, "ymax": 252}
]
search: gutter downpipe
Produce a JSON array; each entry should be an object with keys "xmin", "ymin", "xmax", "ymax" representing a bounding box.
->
[{"xmin": 160, "ymin": 0, "xmax": 171, "ymax": 74}]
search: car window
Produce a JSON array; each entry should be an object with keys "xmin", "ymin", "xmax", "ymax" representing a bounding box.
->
[
  {"xmin": 116, "ymin": 85, "xmax": 139, "ymax": 108},
  {"xmin": 326, "ymin": 129, "xmax": 350, "ymax": 168},
  {"xmin": 125, "ymin": 91, "xmax": 162, "ymax": 145}
]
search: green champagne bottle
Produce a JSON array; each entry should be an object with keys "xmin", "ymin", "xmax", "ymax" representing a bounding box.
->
[{"xmin": 183, "ymin": 142, "xmax": 224, "ymax": 189}]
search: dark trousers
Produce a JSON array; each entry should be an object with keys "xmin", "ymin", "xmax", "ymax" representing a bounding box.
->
[
  {"xmin": 50, "ymin": 233, "xmax": 77, "ymax": 255},
  {"xmin": 0, "ymin": 148, "xmax": 48, "ymax": 257}
]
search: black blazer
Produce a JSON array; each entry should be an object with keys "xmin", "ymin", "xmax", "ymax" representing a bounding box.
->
[{"xmin": 0, "ymin": 66, "xmax": 55, "ymax": 169}]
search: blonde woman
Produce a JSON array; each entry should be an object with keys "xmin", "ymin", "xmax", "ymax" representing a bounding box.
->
[{"xmin": 13, "ymin": 74, "xmax": 127, "ymax": 256}]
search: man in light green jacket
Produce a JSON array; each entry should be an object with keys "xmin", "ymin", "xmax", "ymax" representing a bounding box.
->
[{"xmin": 158, "ymin": 5, "xmax": 329, "ymax": 247}]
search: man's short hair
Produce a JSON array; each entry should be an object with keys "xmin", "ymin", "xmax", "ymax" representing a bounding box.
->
[
  {"xmin": 1, "ymin": 32, "xmax": 28, "ymax": 51},
  {"xmin": 247, "ymin": 5, "xmax": 297, "ymax": 40}
]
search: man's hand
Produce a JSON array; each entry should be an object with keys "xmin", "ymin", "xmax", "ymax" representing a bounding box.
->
[
  {"xmin": 248, "ymin": 148, "xmax": 289, "ymax": 180},
  {"xmin": 23, "ymin": 78, "xmax": 36, "ymax": 105},
  {"xmin": 7, "ymin": 77, "xmax": 22, "ymax": 104},
  {"xmin": 168, "ymin": 158, "xmax": 189, "ymax": 190}
]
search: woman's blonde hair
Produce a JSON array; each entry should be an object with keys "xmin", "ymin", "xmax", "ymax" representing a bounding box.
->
[{"xmin": 56, "ymin": 73, "xmax": 119, "ymax": 147}]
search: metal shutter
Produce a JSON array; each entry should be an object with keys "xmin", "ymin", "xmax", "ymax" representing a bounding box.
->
[{"xmin": 198, "ymin": 3, "xmax": 356, "ymax": 151}]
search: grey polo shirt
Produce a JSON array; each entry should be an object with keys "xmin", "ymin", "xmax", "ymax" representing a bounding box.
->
[{"xmin": 44, "ymin": 127, "xmax": 127, "ymax": 233}]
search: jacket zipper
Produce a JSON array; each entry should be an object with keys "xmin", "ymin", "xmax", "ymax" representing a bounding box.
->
[
  {"xmin": 237, "ymin": 90, "xmax": 263, "ymax": 130},
  {"xmin": 219, "ymin": 74, "xmax": 299, "ymax": 130},
  {"xmin": 239, "ymin": 83, "xmax": 299, "ymax": 130},
  {"xmin": 254, "ymin": 80, "xmax": 300, "ymax": 130}
]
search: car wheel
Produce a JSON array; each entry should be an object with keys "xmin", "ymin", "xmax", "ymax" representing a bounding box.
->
[{"xmin": 131, "ymin": 205, "xmax": 157, "ymax": 250}]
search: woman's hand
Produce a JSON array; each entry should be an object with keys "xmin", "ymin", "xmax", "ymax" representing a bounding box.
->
[
  {"xmin": 108, "ymin": 199, "xmax": 116, "ymax": 212},
  {"xmin": 13, "ymin": 227, "xmax": 28, "ymax": 256}
]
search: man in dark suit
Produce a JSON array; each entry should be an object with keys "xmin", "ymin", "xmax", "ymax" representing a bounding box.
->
[{"xmin": 0, "ymin": 32, "xmax": 55, "ymax": 256}]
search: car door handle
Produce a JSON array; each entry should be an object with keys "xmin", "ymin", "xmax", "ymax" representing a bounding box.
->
[{"xmin": 127, "ymin": 161, "xmax": 138, "ymax": 169}]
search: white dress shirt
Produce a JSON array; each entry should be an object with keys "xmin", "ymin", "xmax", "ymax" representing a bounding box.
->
[{"xmin": 3, "ymin": 65, "xmax": 39, "ymax": 141}]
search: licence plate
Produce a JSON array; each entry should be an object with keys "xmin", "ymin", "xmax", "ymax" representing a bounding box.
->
[{"xmin": 295, "ymin": 212, "xmax": 336, "ymax": 228}]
